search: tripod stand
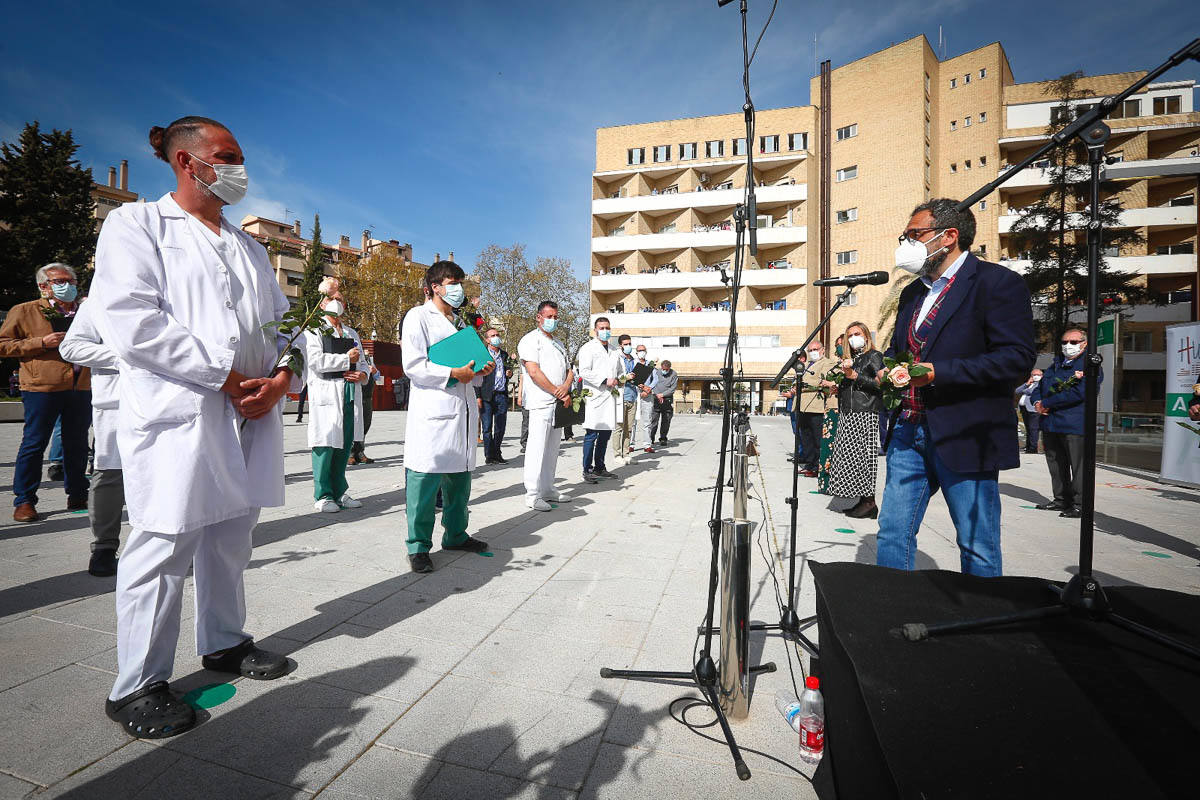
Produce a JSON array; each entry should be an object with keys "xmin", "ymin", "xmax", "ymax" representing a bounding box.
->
[
  {"xmin": 897, "ymin": 37, "xmax": 1200, "ymax": 662},
  {"xmin": 600, "ymin": 0, "xmax": 781, "ymax": 781}
]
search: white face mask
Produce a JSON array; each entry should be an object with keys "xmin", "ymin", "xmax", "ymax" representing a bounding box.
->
[
  {"xmin": 1031, "ymin": 375, "xmax": 1043, "ymax": 383},
  {"xmin": 323, "ymin": 299, "xmax": 344, "ymax": 317},
  {"xmin": 189, "ymin": 153, "xmax": 248, "ymax": 206},
  {"xmin": 895, "ymin": 230, "xmax": 949, "ymax": 275},
  {"xmin": 440, "ymin": 283, "xmax": 465, "ymax": 308},
  {"xmin": 848, "ymin": 334, "xmax": 867, "ymax": 351},
  {"xmin": 807, "ymin": 349, "xmax": 821, "ymax": 361},
  {"xmin": 636, "ymin": 351, "xmax": 647, "ymax": 360},
  {"xmin": 1062, "ymin": 342, "xmax": 1084, "ymax": 359}
]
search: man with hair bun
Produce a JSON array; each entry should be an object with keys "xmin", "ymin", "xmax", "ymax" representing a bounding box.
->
[{"xmin": 89, "ymin": 116, "xmax": 297, "ymax": 738}]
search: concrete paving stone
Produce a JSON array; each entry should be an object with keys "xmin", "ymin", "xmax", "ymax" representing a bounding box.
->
[
  {"xmin": 0, "ymin": 616, "xmax": 115, "ymax": 692},
  {"xmin": 378, "ymin": 673, "xmax": 611, "ymax": 791},
  {"xmin": 578, "ymin": 742, "xmax": 816, "ymax": 799},
  {"xmin": 451, "ymin": 627, "xmax": 639, "ymax": 700},
  {"xmin": 38, "ymin": 740, "xmax": 313, "ymax": 799},
  {"xmin": 499, "ymin": 607, "xmax": 650, "ymax": 649},
  {"xmin": 34, "ymin": 591, "xmax": 125, "ymax": 634},
  {"xmin": 292, "ymin": 621, "xmax": 472, "ymax": 704},
  {"xmin": 242, "ymin": 585, "xmax": 373, "ymax": 644},
  {"xmin": 419, "ymin": 758, "xmax": 577, "ymax": 800},
  {"xmin": 312, "ymin": 745, "xmax": 435, "ymax": 799},
  {"xmin": 0, "ymin": 772, "xmax": 38, "ymax": 800},
  {"xmin": 0, "ymin": 664, "xmax": 131, "ymax": 787},
  {"xmin": 517, "ymin": 592, "xmax": 657, "ymax": 625},
  {"xmin": 533, "ymin": 571, "xmax": 669, "ymax": 611},
  {"xmin": 564, "ymin": 550, "xmax": 677, "ymax": 582},
  {"xmin": 345, "ymin": 587, "xmax": 515, "ymax": 647},
  {"xmin": 163, "ymin": 665, "xmax": 407, "ymax": 792}
]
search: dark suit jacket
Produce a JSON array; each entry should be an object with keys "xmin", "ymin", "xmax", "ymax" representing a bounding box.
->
[
  {"xmin": 475, "ymin": 347, "xmax": 509, "ymax": 402},
  {"xmin": 887, "ymin": 253, "xmax": 1036, "ymax": 473}
]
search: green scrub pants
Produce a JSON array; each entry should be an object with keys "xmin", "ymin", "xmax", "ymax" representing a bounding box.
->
[
  {"xmin": 405, "ymin": 469, "xmax": 472, "ymax": 555},
  {"xmin": 312, "ymin": 381, "xmax": 354, "ymax": 503}
]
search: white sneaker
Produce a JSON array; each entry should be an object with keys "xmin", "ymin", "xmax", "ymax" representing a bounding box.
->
[
  {"xmin": 339, "ymin": 493, "xmax": 363, "ymax": 509},
  {"xmin": 526, "ymin": 498, "xmax": 553, "ymax": 512},
  {"xmin": 315, "ymin": 499, "xmax": 340, "ymax": 513},
  {"xmin": 543, "ymin": 490, "xmax": 572, "ymax": 502}
]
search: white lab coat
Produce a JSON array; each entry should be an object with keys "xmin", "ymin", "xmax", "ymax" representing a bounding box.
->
[
  {"xmin": 90, "ymin": 192, "xmax": 297, "ymax": 534},
  {"xmin": 302, "ymin": 322, "xmax": 367, "ymax": 449},
  {"xmin": 59, "ymin": 298, "xmax": 122, "ymax": 470},
  {"xmin": 577, "ymin": 338, "xmax": 619, "ymax": 431},
  {"xmin": 402, "ymin": 301, "xmax": 484, "ymax": 474}
]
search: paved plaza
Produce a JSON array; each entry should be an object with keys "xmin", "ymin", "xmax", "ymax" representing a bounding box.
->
[{"xmin": 0, "ymin": 411, "xmax": 1197, "ymax": 799}]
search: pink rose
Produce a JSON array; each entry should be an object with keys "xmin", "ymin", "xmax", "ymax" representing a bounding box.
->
[{"xmin": 889, "ymin": 365, "xmax": 912, "ymax": 388}]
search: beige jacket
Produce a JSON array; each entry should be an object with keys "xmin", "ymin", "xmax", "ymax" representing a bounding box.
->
[
  {"xmin": 795, "ymin": 355, "xmax": 839, "ymax": 414},
  {"xmin": 0, "ymin": 298, "xmax": 91, "ymax": 392}
]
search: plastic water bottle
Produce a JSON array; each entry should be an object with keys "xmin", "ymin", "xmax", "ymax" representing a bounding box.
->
[
  {"xmin": 797, "ymin": 676, "xmax": 825, "ymax": 764},
  {"xmin": 774, "ymin": 689, "xmax": 803, "ymax": 732}
]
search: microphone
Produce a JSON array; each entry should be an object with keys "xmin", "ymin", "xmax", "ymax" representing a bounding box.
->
[{"xmin": 812, "ymin": 271, "xmax": 890, "ymax": 287}]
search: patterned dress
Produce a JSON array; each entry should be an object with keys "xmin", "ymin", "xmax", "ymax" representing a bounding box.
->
[{"xmin": 817, "ymin": 409, "xmax": 840, "ymax": 494}]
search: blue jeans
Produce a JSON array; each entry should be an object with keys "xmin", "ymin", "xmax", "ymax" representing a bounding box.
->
[
  {"xmin": 14, "ymin": 390, "xmax": 92, "ymax": 506},
  {"xmin": 876, "ymin": 421, "xmax": 1002, "ymax": 577},
  {"xmin": 480, "ymin": 393, "xmax": 508, "ymax": 460},
  {"xmin": 48, "ymin": 418, "xmax": 63, "ymax": 463},
  {"xmin": 582, "ymin": 429, "xmax": 611, "ymax": 474}
]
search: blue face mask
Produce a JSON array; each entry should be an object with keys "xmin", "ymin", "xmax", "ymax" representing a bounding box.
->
[
  {"xmin": 598, "ymin": 329, "xmax": 611, "ymax": 341},
  {"xmin": 542, "ymin": 317, "xmax": 558, "ymax": 333},
  {"xmin": 440, "ymin": 283, "xmax": 465, "ymax": 308},
  {"xmin": 489, "ymin": 336, "xmax": 501, "ymax": 347},
  {"xmin": 622, "ymin": 344, "xmax": 633, "ymax": 355},
  {"xmin": 51, "ymin": 282, "xmax": 78, "ymax": 303}
]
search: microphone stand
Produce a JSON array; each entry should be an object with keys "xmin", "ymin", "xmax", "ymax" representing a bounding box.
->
[
  {"xmin": 600, "ymin": 0, "xmax": 778, "ymax": 781},
  {"xmin": 896, "ymin": 37, "xmax": 1200, "ymax": 663}
]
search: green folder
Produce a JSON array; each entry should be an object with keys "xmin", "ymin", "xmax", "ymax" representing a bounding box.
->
[{"xmin": 428, "ymin": 326, "xmax": 494, "ymax": 387}]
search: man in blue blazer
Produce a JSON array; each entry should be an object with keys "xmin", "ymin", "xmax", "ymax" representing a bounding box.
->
[
  {"xmin": 475, "ymin": 327, "xmax": 511, "ymax": 465},
  {"xmin": 877, "ymin": 199, "xmax": 1036, "ymax": 577}
]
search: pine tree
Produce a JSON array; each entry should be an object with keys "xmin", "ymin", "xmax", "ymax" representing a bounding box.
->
[
  {"xmin": 1008, "ymin": 72, "xmax": 1146, "ymax": 346},
  {"xmin": 299, "ymin": 213, "xmax": 326, "ymax": 310},
  {"xmin": 0, "ymin": 122, "xmax": 97, "ymax": 308}
]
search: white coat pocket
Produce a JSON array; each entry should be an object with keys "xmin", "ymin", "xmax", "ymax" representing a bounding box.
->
[{"xmin": 122, "ymin": 371, "xmax": 204, "ymax": 428}]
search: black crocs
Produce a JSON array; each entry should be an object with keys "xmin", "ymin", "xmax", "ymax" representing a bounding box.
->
[
  {"xmin": 201, "ymin": 639, "xmax": 288, "ymax": 680},
  {"xmin": 105, "ymin": 681, "xmax": 196, "ymax": 739}
]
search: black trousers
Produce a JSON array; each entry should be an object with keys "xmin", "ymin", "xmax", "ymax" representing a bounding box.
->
[
  {"xmin": 650, "ymin": 398, "xmax": 674, "ymax": 441},
  {"xmin": 1042, "ymin": 431, "xmax": 1084, "ymax": 506},
  {"xmin": 352, "ymin": 381, "xmax": 375, "ymax": 457},
  {"xmin": 1021, "ymin": 407, "xmax": 1041, "ymax": 453},
  {"xmin": 295, "ymin": 386, "xmax": 308, "ymax": 422},
  {"xmin": 797, "ymin": 411, "xmax": 824, "ymax": 470}
]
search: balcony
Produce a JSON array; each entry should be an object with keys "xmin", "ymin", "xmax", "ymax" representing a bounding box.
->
[
  {"xmin": 593, "ymin": 309, "xmax": 807, "ymax": 329},
  {"xmin": 998, "ymin": 205, "xmax": 1197, "ymax": 234},
  {"xmin": 591, "ymin": 268, "xmax": 806, "ymax": 292},
  {"xmin": 593, "ymin": 183, "xmax": 807, "ymax": 218},
  {"xmin": 1103, "ymin": 155, "xmax": 1200, "ymax": 180},
  {"xmin": 593, "ymin": 225, "xmax": 807, "ymax": 255},
  {"xmin": 1000, "ymin": 253, "xmax": 1196, "ymax": 276},
  {"xmin": 626, "ymin": 345, "xmax": 806, "ymax": 365}
]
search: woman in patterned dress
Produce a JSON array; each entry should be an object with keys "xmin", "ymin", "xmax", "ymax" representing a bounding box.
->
[{"xmin": 826, "ymin": 322, "xmax": 884, "ymax": 518}]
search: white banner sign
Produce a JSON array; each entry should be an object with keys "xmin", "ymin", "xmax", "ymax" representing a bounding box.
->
[
  {"xmin": 1161, "ymin": 322, "xmax": 1200, "ymax": 489},
  {"xmin": 1097, "ymin": 315, "xmax": 1117, "ymax": 415}
]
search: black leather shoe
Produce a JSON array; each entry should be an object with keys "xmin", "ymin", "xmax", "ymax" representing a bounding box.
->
[
  {"xmin": 582, "ymin": 473, "xmax": 600, "ymax": 484},
  {"xmin": 444, "ymin": 536, "xmax": 488, "ymax": 553},
  {"xmin": 67, "ymin": 495, "xmax": 88, "ymax": 511},
  {"xmin": 409, "ymin": 552, "xmax": 434, "ymax": 573},
  {"xmin": 47, "ymin": 463, "xmax": 64, "ymax": 482},
  {"xmin": 1060, "ymin": 507, "xmax": 1081, "ymax": 518},
  {"xmin": 89, "ymin": 549, "xmax": 118, "ymax": 577},
  {"xmin": 594, "ymin": 469, "xmax": 618, "ymax": 479},
  {"xmin": 1035, "ymin": 501, "xmax": 1068, "ymax": 511},
  {"xmin": 844, "ymin": 498, "xmax": 879, "ymax": 519},
  {"xmin": 484, "ymin": 458, "xmax": 497, "ymax": 465},
  {"xmin": 493, "ymin": 456, "xmax": 509, "ymax": 464}
]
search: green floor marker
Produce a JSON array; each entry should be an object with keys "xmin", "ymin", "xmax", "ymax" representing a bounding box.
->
[
  {"xmin": 809, "ymin": 490, "xmax": 821, "ymax": 494},
  {"xmin": 1020, "ymin": 504, "xmax": 1038, "ymax": 509},
  {"xmin": 835, "ymin": 528, "xmax": 855, "ymax": 534},
  {"xmin": 480, "ymin": 551, "xmax": 494, "ymax": 557},
  {"xmin": 1142, "ymin": 551, "xmax": 1172, "ymax": 559},
  {"xmin": 182, "ymin": 683, "xmax": 236, "ymax": 709}
]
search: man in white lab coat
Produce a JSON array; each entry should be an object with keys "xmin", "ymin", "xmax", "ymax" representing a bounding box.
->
[
  {"xmin": 577, "ymin": 317, "xmax": 620, "ymax": 484},
  {"xmin": 518, "ymin": 301, "xmax": 573, "ymax": 511},
  {"xmin": 90, "ymin": 116, "xmax": 297, "ymax": 739},
  {"xmin": 302, "ymin": 277, "xmax": 369, "ymax": 513},
  {"xmin": 58, "ymin": 299, "xmax": 125, "ymax": 578},
  {"xmin": 401, "ymin": 261, "xmax": 495, "ymax": 574}
]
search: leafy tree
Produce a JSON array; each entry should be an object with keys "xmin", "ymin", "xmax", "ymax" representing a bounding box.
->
[
  {"xmin": 1007, "ymin": 71, "xmax": 1146, "ymax": 346},
  {"xmin": 298, "ymin": 213, "xmax": 326, "ymax": 311},
  {"xmin": 339, "ymin": 247, "xmax": 425, "ymax": 343},
  {"xmin": 473, "ymin": 244, "xmax": 588, "ymax": 361},
  {"xmin": 0, "ymin": 122, "xmax": 96, "ymax": 308}
]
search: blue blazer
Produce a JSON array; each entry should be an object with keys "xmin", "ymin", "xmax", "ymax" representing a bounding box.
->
[
  {"xmin": 1031, "ymin": 354, "xmax": 1102, "ymax": 436},
  {"xmin": 887, "ymin": 254, "xmax": 1036, "ymax": 473}
]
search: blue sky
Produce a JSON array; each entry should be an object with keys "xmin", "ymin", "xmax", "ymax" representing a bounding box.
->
[{"xmin": 2, "ymin": 0, "xmax": 1197, "ymax": 278}]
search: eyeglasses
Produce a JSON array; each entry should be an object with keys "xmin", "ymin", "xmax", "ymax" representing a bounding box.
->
[
  {"xmin": 1061, "ymin": 339, "xmax": 1085, "ymax": 345},
  {"xmin": 45, "ymin": 278, "xmax": 76, "ymax": 286},
  {"xmin": 897, "ymin": 227, "xmax": 946, "ymax": 244}
]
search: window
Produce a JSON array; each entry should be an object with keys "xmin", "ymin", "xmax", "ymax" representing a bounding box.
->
[
  {"xmin": 835, "ymin": 165, "xmax": 857, "ymax": 182},
  {"xmin": 788, "ymin": 132, "xmax": 808, "ymax": 151},
  {"xmin": 732, "ymin": 137, "xmax": 747, "ymax": 156},
  {"xmin": 978, "ymin": 244, "xmax": 987, "ymax": 255},
  {"xmin": 1169, "ymin": 193, "xmax": 1195, "ymax": 207},
  {"xmin": 964, "ymin": 115, "xmax": 972, "ymax": 127},
  {"xmin": 950, "ymin": 163, "xmax": 957, "ymax": 173},
  {"xmin": 658, "ymin": 222, "xmax": 677, "ymax": 234},
  {"xmin": 950, "ymin": 78, "xmax": 957, "ymax": 89},
  {"xmin": 925, "ymin": 98, "xmax": 931, "ymax": 114},
  {"xmin": 653, "ymin": 145, "xmax": 671, "ymax": 163},
  {"xmin": 836, "ymin": 208, "xmax": 858, "ymax": 224},
  {"xmin": 705, "ymin": 139, "xmax": 724, "ymax": 158},
  {"xmin": 1112, "ymin": 99, "xmax": 1141, "ymax": 119},
  {"xmin": 1051, "ymin": 106, "xmax": 1072, "ymax": 124},
  {"xmin": 1154, "ymin": 95, "xmax": 1182, "ymax": 115},
  {"xmin": 979, "ymin": 200, "xmax": 987, "ymax": 210},
  {"xmin": 925, "ymin": 118, "xmax": 931, "ymax": 136},
  {"xmin": 925, "ymin": 73, "xmax": 931, "ymax": 92},
  {"xmin": 925, "ymin": 162, "xmax": 931, "ymax": 180},
  {"xmin": 286, "ymin": 275, "xmax": 303, "ymax": 286},
  {"xmin": 964, "ymin": 73, "xmax": 971, "ymax": 85},
  {"xmin": 979, "ymin": 155, "xmax": 988, "ymax": 166},
  {"xmin": 836, "ymin": 123, "xmax": 858, "ymax": 141},
  {"xmin": 760, "ymin": 134, "xmax": 780, "ymax": 153},
  {"xmin": 679, "ymin": 142, "xmax": 697, "ymax": 160},
  {"xmin": 979, "ymin": 68, "xmax": 987, "ymax": 79},
  {"xmin": 925, "ymin": 144, "xmax": 931, "ymax": 159},
  {"xmin": 950, "ymin": 120, "xmax": 957, "ymax": 132},
  {"xmin": 609, "ymin": 224, "xmax": 625, "ymax": 236},
  {"xmin": 836, "ymin": 250, "xmax": 858, "ymax": 265},
  {"xmin": 1157, "ymin": 242, "xmax": 1195, "ymax": 255},
  {"xmin": 979, "ymin": 111, "xmax": 987, "ymax": 123},
  {"xmin": 627, "ymin": 148, "xmax": 645, "ymax": 165},
  {"xmin": 1122, "ymin": 331, "xmax": 1153, "ymax": 352}
]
